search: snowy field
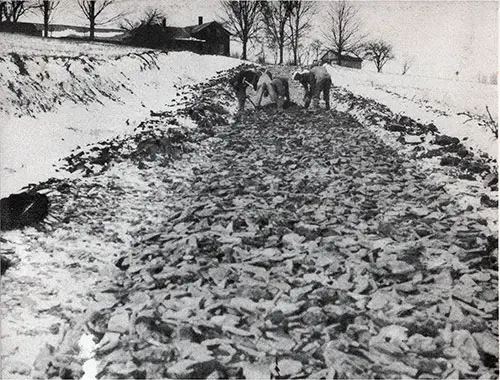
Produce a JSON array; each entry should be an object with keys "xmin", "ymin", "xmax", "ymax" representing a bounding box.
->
[
  {"xmin": 0, "ymin": 36, "xmax": 242, "ymax": 197},
  {"xmin": 325, "ymin": 64, "xmax": 498, "ymax": 159}
]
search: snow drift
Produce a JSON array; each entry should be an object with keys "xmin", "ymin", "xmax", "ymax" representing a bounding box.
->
[
  {"xmin": 324, "ymin": 64, "xmax": 498, "ymax": 159},
  {"xmin": 0, "ymin": 35, "xmax": 242, "ymax": 197}
]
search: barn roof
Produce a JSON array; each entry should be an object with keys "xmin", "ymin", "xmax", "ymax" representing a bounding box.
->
[
  {"xmin": 188, "ymin": 21, "xmax": 231, "ymax": 36},
  {"xmin": 322, "ymin": 50, "xmax": 363, "ymax": 62},
  {"xmin": 165, "ymin": 21, "xmax": 231, "ymax": 41}
]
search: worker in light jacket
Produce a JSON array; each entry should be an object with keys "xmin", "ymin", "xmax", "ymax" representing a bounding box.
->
[
  {"xmin": 293, "ymin": 66, "xmax": 332, "ymax": 110},
  {"xmin": 254, "ymin": 69, "xmax": 290, "ymax": 110}
]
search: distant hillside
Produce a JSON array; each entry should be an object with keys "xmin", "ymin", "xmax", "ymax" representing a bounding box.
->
[{"xmin": 32, "ymin": 23, "xmax": 123, "ymax": 33}]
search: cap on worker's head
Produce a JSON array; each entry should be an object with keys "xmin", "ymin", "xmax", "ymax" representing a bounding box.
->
[{"xmin": 293, "ymin": 70, "xmax": 309, "ymax": 80}]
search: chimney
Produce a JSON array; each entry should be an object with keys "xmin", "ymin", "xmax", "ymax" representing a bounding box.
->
[
  {"xmin": 162, "ymin": 18, "xmax": 166, "ymax": 28},
  {"xmin": 198, "ymin": 16, "xmax": 203, "ymax": 25}
]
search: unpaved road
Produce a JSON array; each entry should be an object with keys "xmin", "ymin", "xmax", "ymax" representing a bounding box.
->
[{"xmin": 1, "ymin": 67, "xmax": 497, "ymax": 379}]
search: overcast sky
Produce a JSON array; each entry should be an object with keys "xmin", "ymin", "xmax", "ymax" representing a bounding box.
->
[{"xmin": 29, "ymin": 0, "xmax": 498, "ymax": 81}]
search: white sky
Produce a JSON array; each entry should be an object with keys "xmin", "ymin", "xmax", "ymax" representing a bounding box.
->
[{"xmin": 24, "ymin": 0, "xmax": 498, "ymax": 81}]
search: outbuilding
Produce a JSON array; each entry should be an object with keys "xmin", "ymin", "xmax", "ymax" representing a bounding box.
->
[{"xmin": 321, "ymin": 50, "xmax": 363, "ymax": 69}]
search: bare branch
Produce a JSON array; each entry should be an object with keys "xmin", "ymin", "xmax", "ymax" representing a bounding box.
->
[
  {"xmin": 3, "ymin": 0, "xmax": 37, "ymax": 22},
  {"xmin": 76, "ymin": 0, "xmax": 125, "ymax": 39},
  {"xmin": 31, "ymin": 0, "xmax": 61, "ymax": 23},
  {"xmin": 401, "ymin": 55, "xmax": 414, "ymax": 75},
  {"xmin": 288, "ymin": 1, "xmax": 317, "ymax": 65},
  {"xmin": 260, "ymin": 0, "xmax": 294, "ymax": 64},
  {"xmin": 219, "ymin": 0, "xmax": 261, "ymax": 60},
  {"xmin": 323, "ymin": 0, "xmax": 366, "ymax": 65}
]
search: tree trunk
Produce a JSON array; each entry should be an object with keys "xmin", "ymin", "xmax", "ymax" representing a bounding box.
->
[
  {"xmin": 89, "ymin": 0, "xmax": 95, "ymax": 40},
  {"xmin": 292, "ymin": 32, "xmax": 298, "ymax": 65},
  {"xmin": 293, "ymin": 15, "xmax": 299, "ymax": 65},
  {"xmin": 337, "ymin": 51, "xmax": 342, "ymax": 66},
  {"xmin": 278, "ymin": 30, "xmax": 285, "ymax": 64},
  {"xmin": 0, "ymin": 2, "xmax": 4, "ymax": 23},
  {"xmin": 13, "ymin": 0, "xmax": 22, "ymax": 23},
  {"xmin": 43, "ymin": 0, "xmax": 49, "ymax": 37},
  {"xmin": 242, "ymin": 39, "xmax": 247, "ymax": 60}
]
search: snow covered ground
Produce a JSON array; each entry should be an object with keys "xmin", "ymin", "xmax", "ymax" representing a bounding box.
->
[
  {"xmin": 0, "ymin": 36, "xmax": 242, "ymax": 197},
  {"xmin": 325, "ymin": 64, "xmax": 498, "ymax": 159},
  {"xmin": 0, "ymin": 32, "xmax": 145, "ymax": 57}
]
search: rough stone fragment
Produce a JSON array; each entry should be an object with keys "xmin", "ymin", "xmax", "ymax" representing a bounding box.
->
[
  {"xmin": 166, "ymin": 359, "xmax": 222, "ymax": 379},
  {"xmin": 107, "ymin": 310, "xmax": 130, "ymax": 333},
  {"xmin": 472, "ymin": 332, "xmax": 499, "ymax": 358}
]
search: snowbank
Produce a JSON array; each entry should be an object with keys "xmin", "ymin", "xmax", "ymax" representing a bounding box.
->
[
  {"xmin": 325, "ymin": 64, "xmax": 498, "ymax": 159},
  {"xmin": 0, "ymin": 39, "xmax": 242, "ymax": 197},
  {"xmin": 0, "ymin": 32, "xmax": 145, "ymax": 57}
]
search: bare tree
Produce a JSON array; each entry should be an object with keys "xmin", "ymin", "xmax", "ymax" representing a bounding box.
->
[
  {"xmin": 219, "ymin": 0, "xmax": 261, "ymax": 60},
  {"xmin": 288, "ymin": 0, "xmax": 317, "ymax": 66},
  {"xmin": 121, "ymin": 7, "xmax": 170, "ymax": 48},
  {"xmin": 363, "ymin": 40, "xmax": 394, "ymax": 72},
  {"xmin": 260, "ymin": 0, "xmax": 294, "ymax": 65},
  {"xmin": 324, "ymin": 0, "xmax": 366, "ymax": 65},
  {"xmin": 77, "ymin": 0, "xmax": 123, "ymax": 40},
  {"xmin": 121, "ymin": 6, "xmax": 165, "ymax": 30},
  {"xmin": 30, "ymin": 0, "xmax": 61, "ymax": 37},
  {"xmin": 402, "ymin": 56, "xmax": 414, "ymax": 75},
  {"xmin": 310, "ymin": 38, "xmax": 323, "ymax": 62},
  {"xmin": 2, "ymin": 0, "xmax": 33, "ymax": 22},
  {"xmin": 0, "ymin": 2, "xmax": 5, "ymax": 22}
]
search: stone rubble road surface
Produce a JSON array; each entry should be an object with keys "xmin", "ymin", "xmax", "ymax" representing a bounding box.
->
[{"xmin": 1, "ymin": 66, "xmax": 498, "ymax": 379}]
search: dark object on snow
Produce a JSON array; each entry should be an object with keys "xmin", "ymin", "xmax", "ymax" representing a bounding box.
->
[
  {"xmin": 1, "ymin": 255, "xmax": 13, "ymax": 275},
  {"xmin": 115, "ymin": 256, "xmax": 130, "ymax": 271},
  {"xmin": 480, "ymin": 194, "xmax": 498, "ymax": 208},
  {"xmin": 385, "ymin": 123, "xmax": 406, "ymax": 132},
  {"xmin": 1, "ymin": 192, "xmax": 49, "ymax": 231},
  {"xmin": 484, "ymin": 173, "xmax": 498, "ymax": 188},
  {"xmin": 440, "ymin": 156, "xmax": 461, "ymax": 167},
  {"xmin": 434, "ymin": 135, "xmax": 460, "ymax": 146}
]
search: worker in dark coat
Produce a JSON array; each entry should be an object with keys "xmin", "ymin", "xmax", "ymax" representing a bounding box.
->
[
  {"xmin": 293, "ymin": 66, "xmax": 332, "ymax": 110},
  {"xmin": 229, "ymin": 69, "xmax": 261, "ymax": 111}
]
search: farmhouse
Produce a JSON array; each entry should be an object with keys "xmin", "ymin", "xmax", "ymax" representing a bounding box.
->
[
  {"xmin": 321, "ymin": 50, "xmax": 363, "ymax": 69},
  {"xmin": 126, "ymin": 17, "xmax": 230, "ymax": 55},
  {"xmin": 162, "ymin": 17, "xmax": 231, "ymax": 56}
]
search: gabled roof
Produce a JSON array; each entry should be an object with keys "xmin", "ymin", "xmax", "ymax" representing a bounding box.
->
[
  {"xmin": 187, "ymin": 21, "xmax": 231, "ymax": 36},
  {"xmin": 165, "ymin": 21, "xmax": 231, "ymax": 41},
  {"xmin": 322, "ymin": 49, "xmax": 363, "ymax": 62}
]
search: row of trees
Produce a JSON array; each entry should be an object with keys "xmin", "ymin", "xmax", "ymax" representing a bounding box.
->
[
  {"xmin": 220, "ymin": 0, "xmax": 317, "ymax": 65},
  {"xmin": 221, "ymin": 0, "xmax": 403, "ymax": 73},
  {"xmin": 0, "ymin": 0, "xmax": 119, "ymax": 39},
  {"xmin": 0, "ymin": 0, "xmax": 407, "ymax": 73}
]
